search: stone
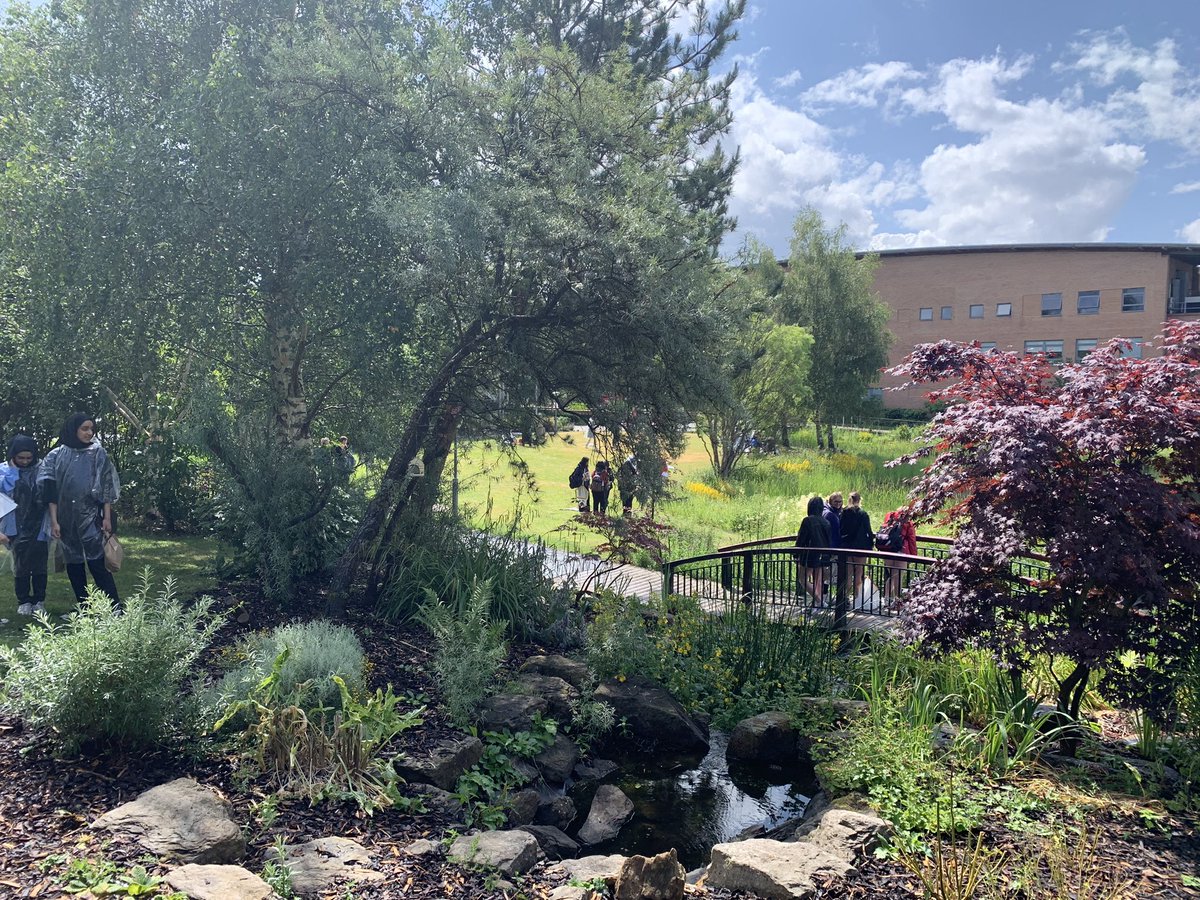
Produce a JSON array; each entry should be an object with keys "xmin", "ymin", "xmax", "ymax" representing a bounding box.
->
[
  {"xmin": 706, "ymin": 839, "xmax": 852, "ymax": 899},
  {"xmin": 476, "ymin": 694, "xmax": 550, "ymax": 732},
  {"xmin": 519, "ymin": 654, "xmax": 593, "ymax": 691},
  {"xmin": 535, "ymin": 733, "xmax": 580, "ymax": 785},
  {"xmin": 519, "ymin": 824, "xmax": 580, "ymax": 859},
  {"xmin": 614, "ymin": 848, "xmax": 686, "ymax": 900},
  {"xmin": 546, "ymin": 854, "xmax": 628, "ymax": 884},
  {"xmin": 265, "ymin": 836, "xmax": 383, "ymax": 896},
  {"xmin": 448, "ymin": 829, "xmax": 541, "ymax": 876},
  {"xmin": 535, "ymin": 795, "xmax": 577, "ymax": 831},
  {"xmin": 573, "ymin": 759, "xmax": 619, "ymax": 782},
  {"xmin": 794, "ymin": 697, "xmax": 870, "ymax": 724},
  {"xmin": 577, "ymin": 785, "xmax": 635, "ymax": 845},
  {"xmin": 164, "ymin": 864, "xmax": 273, "ymax": 900},
  {"xmin": 93, "ymin": 778, "xmax": 245, "ymax": 864},
  {"xmin": 402, "ymin": 838, "xmax": 442, "ymax": 857},
  {"xmin": 405, "ymin": 783, "xmax": 465, "ymax": 820},
  {"xmin": 507, "ymin": 788, "xmax": 541, "ymax": 827},
  {"xmin": 593, "ymin": 677, "xmax": 708, "ymax": 755},
  {"xmin": 395, "ymin": 736, "xmax": 484, "ymax": 791},
  {"xmin": 727, "ymin": 711, "xmax": 797, "ymax": 765},
  {"xmin": 802, "ymin": 807, "xmax": 889, "ymax": 857},
  {"xmin": 513, "ymin": 673, "xmax": 581, "ymax": 722},
  {"xmin": 549, "ymin": 887, "xmax": 592, "ymax": 900}
]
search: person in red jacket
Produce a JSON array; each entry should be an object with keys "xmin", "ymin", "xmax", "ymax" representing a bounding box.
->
[{"xmin": 881, "ymin": 509, "xmax": 918, "ymax": 600}]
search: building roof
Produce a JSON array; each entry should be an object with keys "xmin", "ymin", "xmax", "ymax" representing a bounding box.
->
[{"xmin": 863, "ymin": 242, "xmax": 1200, "ymax": 263}]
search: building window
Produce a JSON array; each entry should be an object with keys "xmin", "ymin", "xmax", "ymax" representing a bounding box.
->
[
  {"xmin": 1041, "ymin": 293, "xmax": 1062, "ymax": 317},
  {"xmin": 979, "ymin": 341, "xmax": 997, "ymax": 351},
  {"xmin": 969, "ymin": 304, "xmax": 984, "ymax": 319},
  {"xmin": 919, "ymin": 307, "xmax": 933, "ymax": 321},
  {"xmin": 1120, "ymin": 337, "xmax": 1144, "ymax": 359},
  {"xmin": 1077, "ymin": 291, "xmax": 1100, "ymax": 315},
  {"xmin": 1024, "ymin": 339, "xmax": 1064, "ymax": 363},
  {"xmin": 1075, "ymin": 338, "xmax": 1098, "ymax": 360},
  {"xmin": 940, "ymin": 306, "xmax": 953, "ymax": 320},
  {"xmin": 996, "ymin": 302, "xmax": 1012, "ymax": 317},
  {"xmin": 1122, "ymin": 288, "xmax": 1145, "ymax": 312}
]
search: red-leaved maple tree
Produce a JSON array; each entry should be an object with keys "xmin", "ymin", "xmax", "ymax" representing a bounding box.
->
[{"xmin": 890, "ymin": 321, "xmax": 1200, "ymax": 723}]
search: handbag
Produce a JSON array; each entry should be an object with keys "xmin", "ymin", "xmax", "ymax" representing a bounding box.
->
[
  {"xmin": 53, "ymin": 539, "xmax": 66, "ymax": 573},
  {"xmin": 104, "ymin": 533, "xmax": 124, "ymax": 573}
]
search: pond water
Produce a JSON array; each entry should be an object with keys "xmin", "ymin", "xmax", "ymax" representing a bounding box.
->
[{"xmin": 572, "ymin": 731, "xmax": 818, "ymax": 871}]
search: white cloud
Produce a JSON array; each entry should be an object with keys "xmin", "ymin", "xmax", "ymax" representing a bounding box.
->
[
  {"xmin": 801, "ymin": 61, "xmax": 920, "ymax": 109},
  {"xmin": 774, "ymin": 69, "xmax": 803, "ymax": 89},
  {"xmin": 1171, "ymin": 181, "xmax": 1200, "ymax": 195},
  {"xmin": 1181, "ymin": 218, "xmax": 1200, "ymax": 242}
]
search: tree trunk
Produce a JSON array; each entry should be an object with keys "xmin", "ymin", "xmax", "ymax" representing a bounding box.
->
[
  {"xmin": 779, "ymin": 416, "xmax": 791, "ymax": 449},
  {"xmin": 825, "ymin": 422, "xmax": 837, "ymax": 452},
  {"xmin": 265, "ymin": 290, "xmax": 309, "ymax": 445},
  {"xmin": 814, "ymin": 420, "xmax": 824, "ymax": 451}
]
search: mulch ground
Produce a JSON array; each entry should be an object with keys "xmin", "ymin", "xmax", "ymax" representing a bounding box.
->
[{"xmin": 0, "ymin": 580, "xmax": 1198, "ymax": 899}]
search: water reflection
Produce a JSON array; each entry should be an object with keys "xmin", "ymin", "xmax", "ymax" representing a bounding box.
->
[{"xmin": 574, "ymin": 732, "xmax": 817, "ymax": 870}]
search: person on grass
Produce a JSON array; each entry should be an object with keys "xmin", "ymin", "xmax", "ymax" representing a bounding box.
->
[
  {"xmin": 39, "ymin": 413, "xmax": 121, "ymax": 605},
  {"xmin": 0, "ymin": 435, "xmax": 50, "ymax": 615},
  {"xmin": 569, "ymin": 456, "xmax": 590, "ymax": 512}
]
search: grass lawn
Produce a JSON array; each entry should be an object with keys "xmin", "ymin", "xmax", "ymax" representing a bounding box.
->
[
  {"xmin": 454, "ymin": 424, "xmax": 928, "ymax": 560},
  {"xmin": 0, "ymin": 529, "xmax": 217, "ymax": 648}
]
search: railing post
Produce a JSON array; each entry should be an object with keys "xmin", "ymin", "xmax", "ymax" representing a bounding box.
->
[
  {"xmin": 834, "ymin": 549, "xmax": 848, "ymax": 634},
  {"xmin": 741, "ymin": 551, "xmax": 753, "ymax": 604},
  {"xmin": 720, "ymin": 556, "xmax": 733, "ymax": 594},
  {"xmin": 663, "ymin": 561, "xmax": 674, "ymax": 601}
]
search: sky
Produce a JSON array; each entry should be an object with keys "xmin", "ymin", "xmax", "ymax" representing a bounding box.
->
[{"xmin": 706, "ymin": 0, "xmax": 1200, "ymax": 254}]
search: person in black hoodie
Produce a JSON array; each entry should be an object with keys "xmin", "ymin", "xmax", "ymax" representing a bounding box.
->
[
  {"xmin": 839, "ymin": 491, "xmax": 874, "ymax": 601},
  {"xmin": 569, "ymin": 457, "xmax": 590, "ymax": 512},
  {"xmin": 0, "ymin": 435, "xmax": 50, "ymax": 615},
  {"xmin": 795, "ymin": 495, "xmax": 832, "ymax": 604}
]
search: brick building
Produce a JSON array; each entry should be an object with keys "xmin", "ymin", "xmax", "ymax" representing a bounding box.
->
[{"xmin": 870, "ymin": 243, "xmax": 1200, "ymax": 409}]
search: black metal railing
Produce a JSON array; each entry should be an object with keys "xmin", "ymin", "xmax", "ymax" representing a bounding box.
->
[{"xmin": 663, "ymin": 534, "xmax": 1051, "ymax": 632}]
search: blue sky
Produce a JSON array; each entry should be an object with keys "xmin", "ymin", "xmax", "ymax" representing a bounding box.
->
[{"xmin": 702, "ymin": 0, "xmax": 1200, "ymax": 253}]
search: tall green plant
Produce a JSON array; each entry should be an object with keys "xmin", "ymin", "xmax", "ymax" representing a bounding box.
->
[{"xmin": 0, "ymin": 571, "xmax": 223, "ymax": 752}]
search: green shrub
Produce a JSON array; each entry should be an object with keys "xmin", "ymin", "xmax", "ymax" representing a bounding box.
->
[
  {"xmin": 585, "ymin": 591, "xmax": 658, "ymax": 682},
  {"xmin": 418, "ymin": 579, "xmax": 508, "ymax": 725},
  {"xmin": 0, "ymin": 572, "xmax": 223, "ymax": 753},
  {"xmin": 217, "ymin": 620, "xmax": 366, "ymax": 714}
]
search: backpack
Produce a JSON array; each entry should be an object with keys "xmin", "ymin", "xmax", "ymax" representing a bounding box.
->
[
  {"xmin": 875, "ymin": 521, "xmax": 902, "ymax": 552},
  {"xmin": 569, "ymin": 466, "xmax": 584, "ymax": 489},
  {"xmin": 590, "ymin": 471, "xmax": 608, "ymax": 492}
]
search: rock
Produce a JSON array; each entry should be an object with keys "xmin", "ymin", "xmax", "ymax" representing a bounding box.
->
[
  {"xmin": 520, "ymin": 654, "xmax": 593, "ymax": 691},
  {"xmin": 164, "ymin": 864, "xmax": 273, "ymax": 900},
  {"xmin": 536, "ymin": 733, "xmax": 580, "ymax": 784},
  {"xmin": 265, "ymin": 836, "xmax": 383, "ymax": 896},
  {"xmin": 395, "ymin": 736, "xmax": 484, "ymax": 791},
  {"xmin": 593, "ymin": 677, "xmax": 708, "ymax": 755},
  {"xmin": 577, "ymin": 785, "xmax": 635, "ymax": 845},
  {"xmin": 476, "ymin": 694, "xmax": 550, "ymax": 732},
  {"xmin": 573, "ymin": 758, "xmax": 619, "ymax": 782},
  {"xmin": 535, "ymin": 795, "xmax": 577, "ymax": 830},
  {"xmin": 513, "ymin": 673, "xmax": 580, "ymax": 722},
  {"xmin": 707, "ymin": 839, "xmax": 852, "ymax": 899},
  {"xmin": 507, "ymin": 788, "xmax": 541, "ymax": 827},
  {"xmin": 615, "ymin": 848, "xmax": 686, "ymax": 900},
  {"xmin": 802, "ymin": 807, "xmax": 889, "ymax": 856},
  {"xmin": 405, "ymin": 783, "xmax": 465, "ymax": 820},
  {"xmin": 549, "ymin": 887, "xmax": 592, "ymax": 900},
  {"xmin": 519, "ymin": 824, "xmax": 580, "ymax": 859},
  {"xmin": 512, "ymin": 759, "xmax": 540, "ymax": 786},
  {"xmin": 794, "ymin": 697, "xmax": 869, "ymax": 724},
  {"xmin": 93, "ymin": 778, "xmax": 245, "ymax": 864},
  {"xmin": 546, "ymin": 854, "xmax": 628, "ymax": 884},
  {"xmin": 727, "ymin": 712, "xmax": 797, "ymax": 765},
  {"xmin": 448, "ymin": 830, "xmax": 541, "ymax": 876},
  {"xmin": 402, "ymin": 838, "xmax": 441, "ymax": 857}
]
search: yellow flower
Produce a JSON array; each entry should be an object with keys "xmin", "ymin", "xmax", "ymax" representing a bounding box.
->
[{"xmin": 617, "ymin": 674, "xmax": 626, "ymax": 682}]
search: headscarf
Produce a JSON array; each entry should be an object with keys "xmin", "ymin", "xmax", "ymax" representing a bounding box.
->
[
  {"xmin": 7, "ymin": 434, "xmax": 38, "ymax": 465},
  {"xmin": 59, "ymin": 413, "xmax": 97, "ymax": 450}
]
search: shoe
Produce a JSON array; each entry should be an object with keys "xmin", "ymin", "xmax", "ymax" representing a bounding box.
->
[
  {"xmin": 17, "ymin": 602, "xmax": 32, "ymax": 616},
  {"xmin": 32, "ymin": 602, "xmax": 46, "ymax": 615}
]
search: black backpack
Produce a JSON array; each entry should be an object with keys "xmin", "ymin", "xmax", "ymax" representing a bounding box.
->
[
  {"xmin": 569, "ymin": 466, "xmax": 585, "ymax": 489},
  {"xmin": 875, "ymin": 522, "xmax": 902, "ymax": 552}
]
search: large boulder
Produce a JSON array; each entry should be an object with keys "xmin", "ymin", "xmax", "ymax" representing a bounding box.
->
[
  {"xmin": 476, "ymin": 694, "xmax": 549, "ymax": 732},
  {"xmin": 265, "ymin": 836, "xmax": 384, "ymax": 897},
  {"xmin": 93, "ymin": 778, "xmax": 245, "ymax": 864},
  {"xmin": 507, "ymin": 788, "xmax": 541, "ymax": 827},
  {"xmin": 520, "ymin": 654, "xmax": 593, "ymax": 691},
  {"xmin": 163, "ymin": 864, "xmax": 273, "ymax": 900},
  {"xmin": 593, "ymin": 677, "xmax": 708, "ymax": 755},
  {"xmin": 395, "ymin": 736, "xmax": 484, "ymax": 791},
  {"xmin": 513, "ymin": 673, "xmax": 580, "ymax": 722},
  {"xmin": 546, "ymin": 854, "xmax": 628, "ymax": 884},
  {"xmin": 706, "ymin": 839, "xmax": 852, "ymax": 899},
  {"xmin": 577, "ymin": 785, "xmax": 635, "ymax": 845},
  {"xmin": 615, "ymin": 848, "xmax": 686, "ymax": 900},
  {"xmin": 448, "ymin": 830, "xmax": 541, "ymax": 876},
  {"xmin": 535, "ymin": 795, "xmax": 577, "ymax": 831},
  {"xmin": 535, "ymin": 733, "xmax": 580, "ymax": 785},
  {"xmin": 727, "ymin": 712, "xmax": 797, "ymax": 766}
]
